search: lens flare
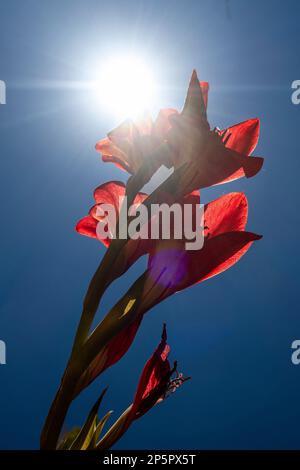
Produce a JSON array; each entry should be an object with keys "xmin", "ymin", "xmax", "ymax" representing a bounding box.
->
[{"xmin": 93, "ymin": 55, "xmax": 156, "ymax": 120}]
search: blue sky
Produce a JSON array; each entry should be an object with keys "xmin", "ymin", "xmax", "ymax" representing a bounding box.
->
[{"xmin": 0, "ymin": 0, "xmax": 300, "ymax": 450}]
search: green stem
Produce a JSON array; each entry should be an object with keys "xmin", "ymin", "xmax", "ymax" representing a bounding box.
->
[
  {"xmin": 40, "ymin": 186, "xmax": 140, "ymax": 450},
  {"xmin": 40, "ymin": 363, "xmax": 81, "ymax": 450},
  {"xmin": 40, "ymin": 163, "xmax": 189, "ymax": 449},
  {"xmin": 96, "ymin": 406, "xmax": 132, "ymax": 450}
]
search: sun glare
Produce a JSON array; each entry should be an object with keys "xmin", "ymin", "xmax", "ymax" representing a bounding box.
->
[{"xmin": 93, "ymin": 55, "xmax": 157, "ymax": 120}]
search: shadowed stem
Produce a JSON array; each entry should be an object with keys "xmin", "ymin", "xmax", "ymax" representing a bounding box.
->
[
  {"xmin": 40, "ymin": 162, "xmax": 192, "ymax": 450},
  {"xmin": 70, "ymin": 187, "xmax": 139, "ymax": 355},
  {"xmin": 40, "ymin": 269, "xmax": 148, "ymax": 449},
  {"xmin": 40, "ymin": 364, "xmax": 81, "ymax": 449},
  {"xmin": 40, "ymin": 188, "xmax": 141, "ymax": 450}
]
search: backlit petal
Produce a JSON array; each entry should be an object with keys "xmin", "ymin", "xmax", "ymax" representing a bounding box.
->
[
  {"xmin": 204, "ymin": 192, "xmax": 248, "ymax": 237},
  {"xmin": 75, "ymin": 216, "xmax": 98, "ymax": 240},
  {"xmin": 223, "ymin": 118, "xmax": 260, "ymax": 155}
]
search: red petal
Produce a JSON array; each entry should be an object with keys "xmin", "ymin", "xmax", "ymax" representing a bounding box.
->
[
  {"xmin": 95, "ymin": 137, "xmax": 125, "ymax": 158},
  {"xmin": 98, "ymin": 120, "xmax": 140, "ymax": 173},
  {"xmin": 108, "ymin": 119, "xmax": 137, "ymax": 144},
  {"xmin": 223, "ymin": 118, "xmax": 260, "ymax": 156},
  {"xmin": 182, "ymin": 70, "xmax": 208, "ymax": 121},
  {"xmin": 74, "ymin": 317, "xmax": 143, "ymax": 396},
  {"xmin": 204, "ymin": 192, "xmax": 248, "ymax": 237},
  {"xmin": 101, "ymin": 154, "xmax": 132, "ymax": 173},
  {"xmin": 142, "ymin": 232, "xmax": 261, "ymax": 313},
  {"xmin": 131, "ymin": 325, "xmax": 171, "ymax": 418},
  {"xmin": 215, "ymin": 153, "xmax": 264, "ymax": 185},
  {"xmin": 93, "ymin": 181, "xmax": 149, "ymax": 254},
  {"xmin": 153, "ymin": 108, "xmax": 178, "ymax": 141},
  {"xmin": 200, "ymin": 146, "xmax": 264, "ymax": 188},
  {"xmin": 172, "ymin": 144, "xmax": 263, "ymax": 191},
  {"xmin": 95, "ymin": 137, "xmax": 130, "ymax": 173},
  {"xmin": 75, "ymin": 216, "xmax": 98, "ymax": 240},
  {"xmin": 186, "ymin": 231, "xmax": 262, "ymax": 284},
  {"xmin": 94, "ymin": 180, "xmax": 147, "ymax": 210},
  {"xmin": 135, "ymin": 112, "xmax": 154, "ymax": 136},
  {"xmin": 77, "ymin": 181, "xmax": 149, "ymax": 253},
  {"xmin": 94, "ymin": 181, "xmax": 126, "ymax": 209},
  {"xmin": 200, "ymin": 81, "xmax": 209, "ymax": 110}
]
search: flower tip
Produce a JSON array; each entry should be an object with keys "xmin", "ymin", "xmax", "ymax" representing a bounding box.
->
[
  {"xmin": 95, "ymin": 140, "xmax": 102, "ymax": 152},
  {"xmin": 190, "ymin": 69, "xmax": 200, "ymax": 85},
  {"xmin": 252, "ymin": 117, "xmax": 260, "ymax": 127},
  {"xmin": 162, "ymin": 323, "xmax": 167, "ymax": 342},
  {"xmin": 244, "ymin": 156, "xmax": 264, "ymax": 178},
  {"xmin": 249, "ymin": 232, "xmax": 263, "ymax": 242},
  {"xmin": 248, "ymin": 117, "xmax": 260, "ymax": 139}
]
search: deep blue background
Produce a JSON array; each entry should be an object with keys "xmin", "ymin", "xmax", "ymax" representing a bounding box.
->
[{"xmin": 0, "ymin": 0, "xmax": 300, "ymax": 450}]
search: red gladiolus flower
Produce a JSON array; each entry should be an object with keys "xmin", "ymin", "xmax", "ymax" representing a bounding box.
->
[
  {"xmin": 95, "ymin": 71, "xmax": 263, "ymax": 193},
  {"xmin": 75, "ymin": 181, "xmax": 201, "ymax": 277},
  {"xmin": 97, "ymin": 325, "xmax": 187, "ymax": 449},
  {"xmin": 75, "ymin": 183, "xmax": 261, "ymax": 396},
  {"xmin": 76, "ymin": 181, "xmax": 151, "ymax": 277},
  {"xmin": 129, "ymin": 324, "xmax": 186, "ymax": 419},
  {"xmin": 75, "ymin": 181, "xmax": 146, "ymax": 244},
  {"xmin": 95, "ymin": 81, "xmax": 208, "ymax": 183},
  {"xmin": 136, "ymin": 191, "xmax": 262, "ymax": 314},
  {"xmin": 76, "ymin": 182, "xmax": 261, "ymax": 315},
  {"xmin": 163, "ymin": 70, "xmax": 263, "ymax": 191},
  {"xmin": 74, "ymin": 184, "xmax": 198, "ymax": 395}
]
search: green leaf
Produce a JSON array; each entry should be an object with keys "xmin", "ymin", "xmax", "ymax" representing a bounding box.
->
[
  {"xmin": 69, "ymin": 387, "xmax": 108, "ymax": 450},
  {"xmin": 87, "ymin": 410, "xmax": 113, "ymax": 450},
  {"xmin": 57, "ymin": 427, "xmax": 81, "ymax": 450}
]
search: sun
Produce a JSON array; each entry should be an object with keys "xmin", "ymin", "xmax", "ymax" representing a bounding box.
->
[{"xmin": 93, "ymin": 55, "xmax": 157, "ymax": 120}]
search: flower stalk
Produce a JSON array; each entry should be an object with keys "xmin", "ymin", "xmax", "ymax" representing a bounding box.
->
[{"xmin": 40, "ymin": 69, "xmax": 263, "ymax": 451}]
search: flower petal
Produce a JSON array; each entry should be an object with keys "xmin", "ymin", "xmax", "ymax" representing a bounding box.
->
[
  {"xmin": 186, "ymin": 231, "xmax": 262, "ymax": 284},
  {"xmin": 74, "ymin": 317, "xmax": 143, "ymax": 397},
  {"xmin": 94, "ymin": 181, "xmax": 126, "ymax": 209},
  {"xmin": 182, "ymin": 70, "xmax": 208, "ymax": 121},
  {"xmin": 223, "ymin": 118, "xmax": 260, "ymax": 156},
  {"xmin": 98, "ymin": 120, "xmax": 140, "ymax": 173},
  {"xmin": 77, "ymin": 181, "xmax": 149, "ymax": 258},
  {"xmin": 195, "ymin": 144, "xmax": 264, "ymax": 188},
  {"xmin": 134, "ymin": 112, "xmax": 154, "ymax": 136},
  {"xmin": 75, "ymin": 216, "xmax": 98, "ymax": 240},
  {"xmin": 107, "ymin": 119, "xmax": 137, "ymax": 145},
  {"xmin": 95, "ymin": 137, "xmax": 130, "ymax": 173},
  {"xmin": 93, "ymin": 182, "xmax": 151, "ymax": 262},
  {"xmin": 204, "ymin": 192, "xmax": 248, "ymax": 237},
  {"xmin": 153, "ymin": 108, "xmax": 178, "ymax": 141},
  {"xmin": 214, "ymin": 151, "xmax": 264, "ymax": 186},
  {"xmin": 142, "ymin": 231, "xmax": 261, "ymax": 313},
  {"xmin": 96, "ymin": 325, "xmax": 185, "ymax": 450},
  {"xmin": 94, "ymin": 180, "xmax": 147, "ymax": 209},
  {"xmin": 130, "ymin": 324, "xmax": 171, "ymax": 418},
  {"xmin": 101, "ymin": 154, "xmax": 132, "ymax": 173},
  {"xmin": 200, "ymin": 81, "xmax": 209, "ymax": 110}
]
